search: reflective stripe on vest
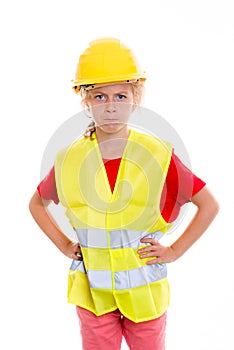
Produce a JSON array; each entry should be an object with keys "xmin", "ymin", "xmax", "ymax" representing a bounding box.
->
[
  {"xmin": 74, "ymin": 228, "xmax": 164, "ymax": 248},
  {"xmin": 71, "ymin": 229, "xmax": 166, "ymax": 290},
  {"xmin": 70, "ymin": 261, "xmax": 166, "ymax": 290},
  {"xmin": 71, "ymin": 229, "xmax": 167, "ymax": 290},
  {"xmin": 55, "ymin": 129, "xmax": 173, "ymax": 322}
]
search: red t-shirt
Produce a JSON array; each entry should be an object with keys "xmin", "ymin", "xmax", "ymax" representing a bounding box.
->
[{"xmin": 37, "ymin": 151, "xmax": 205, "ymax": 223}]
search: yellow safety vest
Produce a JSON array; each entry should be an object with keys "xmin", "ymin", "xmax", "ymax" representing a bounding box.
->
[{"xmin": 55, "ymin": 129, "xmax": 172, "ymax": 323}]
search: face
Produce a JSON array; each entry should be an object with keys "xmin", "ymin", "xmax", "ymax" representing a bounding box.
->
[{"xmin": 86, "ymin": 84, "xmax": 135, "ymax": 135}]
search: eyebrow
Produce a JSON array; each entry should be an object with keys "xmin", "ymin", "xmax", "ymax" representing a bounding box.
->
[{"xmin": 91, "ymin": 90, "xmax": 130, "ymax": 95}]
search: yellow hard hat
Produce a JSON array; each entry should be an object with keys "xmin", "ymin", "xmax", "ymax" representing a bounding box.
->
[{"xmin": 72, "ymin": 38, "xmax": 146, "ymax": 93}]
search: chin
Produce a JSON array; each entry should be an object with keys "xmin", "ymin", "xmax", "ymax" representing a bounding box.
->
[{"xmin": 100, "ymin": 123, "xmax": 124, "ymax": 133}]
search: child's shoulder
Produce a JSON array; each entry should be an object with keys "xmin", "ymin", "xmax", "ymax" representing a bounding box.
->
[
  {"xmin": 130, "ymin": 128, "xmax": 172, "ymax": 150},
  {"xmin": 55, "ymin": 135, "xmax": 88, "ymax": 159}
]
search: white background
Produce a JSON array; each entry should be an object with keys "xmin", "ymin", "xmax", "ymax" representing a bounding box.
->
[{"xmin": 1, "ymin": 1, "xmax": 233, "ymax": 349}]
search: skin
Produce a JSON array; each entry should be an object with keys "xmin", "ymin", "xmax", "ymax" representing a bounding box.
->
[
  {"xmin": 85, "ymin": 84, "xmax": 137, "ymax": 159},
  {"xmin": 29, "ymin": 193, "xmax": 82, "ymax": 260},
  {"xmin": 138, "ymin": 187, "xmax": 219, "ymax": 263},
  {"xmin": 29, "ymin": 83, "xmax": 219, "ymax": 263},
  {"xmin": 86, "ymin": 84, "xmax": 134, "ymax": 149}
]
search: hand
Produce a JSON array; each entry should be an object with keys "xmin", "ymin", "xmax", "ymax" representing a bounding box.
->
[
  {"xmin": 64, "ymin": 241, "xmax": 83, "ymax": 260},
  {"xmin": 138, "ymin": 238, "xmax": 177, "ymax": 264}
]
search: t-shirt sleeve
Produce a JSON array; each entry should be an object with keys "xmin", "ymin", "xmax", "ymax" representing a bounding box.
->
[
  {"xmin": 160, "ymin": 150, "xmax": 206, "ymax": 223},
  {"xmin": 37, "ymin": 166, "xmax": 59, "ymax": 204}
]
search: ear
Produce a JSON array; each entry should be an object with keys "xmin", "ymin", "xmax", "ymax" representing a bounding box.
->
[
  {"xmin": 131, "ymin": 102, "xmax": 139, "ymax": 113},
  {"xmin": 83, "ymin": 103, "xmax": 93, "ymax": 119}
]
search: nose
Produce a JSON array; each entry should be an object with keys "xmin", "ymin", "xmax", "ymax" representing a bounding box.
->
[{"xmin": 105, "ymin": 97, "xmax": 117, "ymax": 113}]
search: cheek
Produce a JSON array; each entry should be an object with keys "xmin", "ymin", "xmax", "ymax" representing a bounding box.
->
[
  {"xmin": 90, "ymin": 105, "xmax": 106, "ymax": 121},
  {"xmin": 120, "ymin": 103, "xmax": 135, "ymax": 115}
]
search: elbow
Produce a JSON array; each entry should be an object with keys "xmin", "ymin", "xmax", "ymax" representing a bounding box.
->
[
  {"xmin": 211, "ymin": 197, "xmax": 219, "ymax": 219},
  {"xmin": 29, "ymin": 191, "xmax": 40, "ymax": 217},
  {"xmin": 204, "ymin": 193, "xmax": 219, "ymax": 222},
  {"xmin": 192, "ymin": 187, "xmax": 219, "ymax": 221},
  {"xmin": 29, "ymin": 195, "xmax": 35, "ymax": 217}
]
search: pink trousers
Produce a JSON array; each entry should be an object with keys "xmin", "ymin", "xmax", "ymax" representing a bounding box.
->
[{"xmin": 76, "ymin": 306, "xmax": 167, "ymax": 350}]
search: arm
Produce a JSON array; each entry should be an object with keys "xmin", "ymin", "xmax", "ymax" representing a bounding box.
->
[
  {"xmin": 138, "ymin": 187, "xmax": 219, "ymax": 263},
  {"xmin": 29, "ymin": 191, "xmax": 81, "ymax": 260}
]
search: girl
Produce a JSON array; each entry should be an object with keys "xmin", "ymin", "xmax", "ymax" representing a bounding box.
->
[{"xmin": 29, "ymin": 38, "xmax": 219, "ymax": 350}]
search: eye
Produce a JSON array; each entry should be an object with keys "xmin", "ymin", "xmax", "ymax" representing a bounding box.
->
[
  {"xmin": 116, "ymin": 94, "xmax": 127, "ymax": 100},
  {"xmin": 94, "ymin": 94, "xmax": 106, "ymax": 101}
]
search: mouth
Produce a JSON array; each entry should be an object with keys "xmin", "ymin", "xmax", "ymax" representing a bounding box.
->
[{"xmin": 102, "ymin": 119, "xmax": 120, "ymax": 124}]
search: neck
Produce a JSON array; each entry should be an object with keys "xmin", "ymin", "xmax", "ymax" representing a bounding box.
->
[
  {"xmin": 95, "ymin": 126, "xmax": 130, "ymax": 160},
  {"xmin": 95, "ymin": 126, "xmax": 130, "ymax": 143}
]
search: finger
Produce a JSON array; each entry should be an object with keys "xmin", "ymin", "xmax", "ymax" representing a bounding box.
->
[
  {"xmin": 146, "ymin": 258, "xmax": 163, "ymax": 265},
  {"xmin": 74, "ymin": 243, "xmax": 81, "ymax": 250},
  {"xmin": 71, "ymin": 253, "xmax": 83, "ymax": 260},
  {"xmin": 74, "ymin": 244, "xmax": 82, "ymax": 254},
  {"xmin": 140, "ymin": 239, "xmax": 161, "ymax": 250},
  {"xmin": 138, "ymin": 245, "xmax": 158, "ymax": 254},
  {"xmin": 140, "ymin": 238, "xmax": 157, "ymax": 245},
  {"xmin": 70, "ymin": 253, "xmax": 79, "ymax": 260},
  {"xmin": 139, "ymin": 251, "xmax": 159, "ymax": 259}
]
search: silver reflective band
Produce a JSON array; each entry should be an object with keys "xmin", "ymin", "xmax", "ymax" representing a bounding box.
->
[
  {"xmin": 70, "ymin": 260, "xmax": 86, "ymax": 273},
  {"xmin": 70, "ymin": 229, "xmax": 166, "ymax": 290},
  {"xmin": 74, "ymin": 228, "xmax": 164, "ymax": 249},
  {"xmin": 87, "ymin": 270, "xmax": 112, "ymax": 289},
  {"xmin": 70, "ymin": 261, "xmax": 167, "ymax": 290},
  {"xmin": 114, "ymin": 264, "xmax": 167, "ymax": 290}
]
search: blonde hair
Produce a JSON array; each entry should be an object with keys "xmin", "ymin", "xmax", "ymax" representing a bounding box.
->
[{"xmin": 79, "ymin": 80, "xmax": 145, "ymax": 138}]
